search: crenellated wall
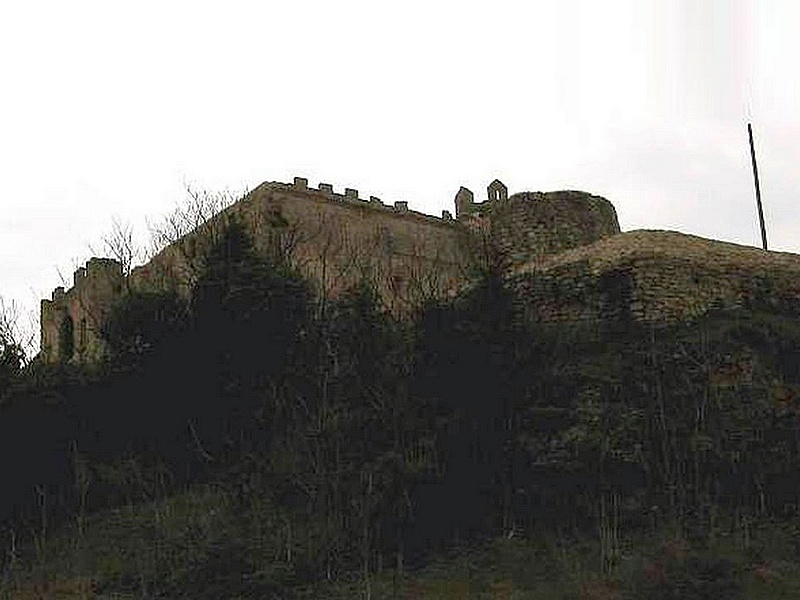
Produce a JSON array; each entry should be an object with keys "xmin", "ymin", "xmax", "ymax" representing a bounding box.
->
[
  {"xmin": 40, "ymin": 258, "xmax": 124, "ymax": 363},
  {"xmin": 126, "ymin": 177, "xmax": 476, "ymax": 313},
  {"xmin": 236, "ymin": 180, "xmax": 473, "ymax": 311},
  {"xmin": 41, "ymin": 177, "xmax": 487, "ymax": 363}
]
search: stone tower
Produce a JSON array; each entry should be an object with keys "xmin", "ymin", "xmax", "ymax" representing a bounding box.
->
[{"xmin": 40, "ymin": 258, "xmax": 124, "ymax": 363}]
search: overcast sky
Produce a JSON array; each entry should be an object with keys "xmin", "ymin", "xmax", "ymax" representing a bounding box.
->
[{"xmin": 1, "ymin": 0, "xmax": 798, "ymax": 352}]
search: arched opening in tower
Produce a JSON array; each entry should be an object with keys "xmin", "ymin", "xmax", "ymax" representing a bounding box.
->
[{"xmin": 59, "ymin": 315, "xmax": 74, "ymax": 362}]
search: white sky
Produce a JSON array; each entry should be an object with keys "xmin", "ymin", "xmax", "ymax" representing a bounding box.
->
[{"xmin": 1, "ymin": 0, "xmax": 798, "ymax": 352}]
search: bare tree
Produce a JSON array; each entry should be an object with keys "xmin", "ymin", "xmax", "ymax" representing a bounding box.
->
[
  {"xmin": 146, "ymin": 186, "xmax": 241, "ymax": 259},
  {"xmin": 96, "ymin": 217, "xmax": 143, "ymax": 278},
  {"xmin": 140, "ymin": 186, "xmax": 246, "ymax": 294},
  {"xmin": 55, "ymin": 254, "xmax": 93, "ymax": 290},
  {"xmin": 0, "ymin": 295, "xmax": 34, "ymax": 368}
]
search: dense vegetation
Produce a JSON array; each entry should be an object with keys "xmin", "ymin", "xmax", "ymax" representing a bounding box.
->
[{"xmin": 1, "ymin": 217, "xmax": 800, "ymax": 598}]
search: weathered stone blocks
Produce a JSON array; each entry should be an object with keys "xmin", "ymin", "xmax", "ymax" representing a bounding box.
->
[
  {"xmin": 489, "ymin": 191, "xmax": 621, "ymax": 268},
  {"xmin": 508, "ymin": 230, "xmax": 800, "ymax": 326}
]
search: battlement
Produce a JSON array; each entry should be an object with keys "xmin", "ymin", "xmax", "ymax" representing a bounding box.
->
[
  {"xmin": 64, "ymin": 258, "xmax": 124, "ymax": 294},
  {"xmin": 86, "ymin": 257, "xmax": 123, "ymax": 277},
  {"xmin": 40, "ymin": 258, "xmax": 124, "ymax": 364},
  {"xmin": 260, "ymin": 177, "xmax": 467, "ymax": 230}
]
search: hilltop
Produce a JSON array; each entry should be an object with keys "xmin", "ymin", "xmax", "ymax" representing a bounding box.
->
[{"xmin": 1, "ymin": 179, "xmax": 799, "ymax": 598}]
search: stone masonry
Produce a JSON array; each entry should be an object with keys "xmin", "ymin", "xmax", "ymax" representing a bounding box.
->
[{"xmin": 509, "ymin": 230, "xmax": 800, "ymax": 325}]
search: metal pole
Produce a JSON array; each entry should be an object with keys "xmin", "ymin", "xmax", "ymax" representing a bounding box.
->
[{"xmin": 747, "ymin": 122, "xmax": 768, "ymax": 251}]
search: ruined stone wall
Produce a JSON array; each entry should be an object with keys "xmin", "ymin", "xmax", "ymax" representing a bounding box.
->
[
  {"xmin": 625, "ymin": 232, "xmax": 800, "ymax": 322},
  {"xmin": 43, "ymin": 176, "xmax": 800, "ymax": 366},
  {"xmin": 510, "ymin": 230, "xmax": 800, "ymax": 326},
  {"xmin": 237, "ymin": 180, "xmax": 473, "ymax": 312},
  {"xmin": 125, "ymin": 183, "xmax": 624, "ymax": 316},
  {"xmin": 488, "ymin": 191, "xmax": 620, "ymax": 269},
  {"xmin": 40, "ymin": 258, "xmax": 124, "ymax": 363},
  {"xmin": 128, "ymin": 179, "xmax": 474, "ymax": 314},
  {"xmin": 41, "ymin": 178, "xmax": 480, "ymax": 364}
]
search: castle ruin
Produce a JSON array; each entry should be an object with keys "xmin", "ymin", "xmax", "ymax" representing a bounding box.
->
[{"xmin": 40, "ymin": 177, "xmax": 800, "ymax": 364}]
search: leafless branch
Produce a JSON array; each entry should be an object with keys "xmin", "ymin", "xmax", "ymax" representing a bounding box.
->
[
  {"xmin": 95, "ymin": 217, "xmax": 143, "ymax": 278},
  {"xmin": 146, "ymin": 186, "xmax": 240, "ymax": 258},
  {"xmin": 0, "ymin": 296, "xmax": 35, "ymax": 366}
]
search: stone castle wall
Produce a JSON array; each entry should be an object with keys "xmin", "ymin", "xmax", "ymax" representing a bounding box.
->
[
  {"xmin": 42, "ymin": 177, "xmax": 496, "ymax": 363},
  {"xmin": 238, "ymin": 180, "xmax": 473, "ymax": 311},
  {"xmin": 510, "ymin": 230, "xmax": 800, "ymax": 326},
  {"xmin": 488, "ymin": 191, "xmax": 620, "ymax": 268},
  {"xmin": 125, "ymin": 179, "xmax": 623, "ymax": 315},
  {"xmin": 40, "ymin": 175, "xmax": 800, "ymax": 365},
  {"xmin": 40, "ymin": 258, "xmax": 124, "ymax": 363},
  {"xmin": 127, "ymin": 178, "xmax": 475, "ymax": 312}
]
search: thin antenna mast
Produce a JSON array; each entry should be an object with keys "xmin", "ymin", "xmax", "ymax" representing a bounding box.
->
[{"xmin": 747, "ymin": 122, "xmax": 768, "ymax": 251}]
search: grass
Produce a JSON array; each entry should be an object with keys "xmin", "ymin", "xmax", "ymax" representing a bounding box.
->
[{"xmin": 4, "ymin": 487, "xmax": 800, "ymax": 599}]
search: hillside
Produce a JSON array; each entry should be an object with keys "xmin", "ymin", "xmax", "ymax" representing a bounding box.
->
[{"xmin": 3, "ymin": 193, "xmax": 800, "ymax": 598}]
